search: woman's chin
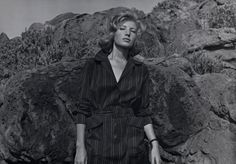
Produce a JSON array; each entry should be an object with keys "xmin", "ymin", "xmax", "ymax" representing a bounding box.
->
[{"xmin": 116, "ymin": 43, "xmax": 133, "ymax": 49}]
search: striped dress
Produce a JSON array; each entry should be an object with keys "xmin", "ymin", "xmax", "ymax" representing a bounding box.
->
[{"xmin": 73, "ymin": 50, "xmax": 153, "ymax": 164}]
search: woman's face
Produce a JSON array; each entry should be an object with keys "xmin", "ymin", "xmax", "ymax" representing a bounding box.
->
[{"xmin": 114, "ymin": 20, "xmax": 138, "ymax": 49}]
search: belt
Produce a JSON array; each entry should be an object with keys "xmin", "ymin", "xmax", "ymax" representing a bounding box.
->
[{"xmin": 91, "ymin": 106, "xmax": 135, "ymax": 118}]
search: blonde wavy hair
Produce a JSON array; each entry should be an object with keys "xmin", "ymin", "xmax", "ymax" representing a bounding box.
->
[{"xmin": 98, "ymin": 11, "xmax": 146, "ymax": 56}]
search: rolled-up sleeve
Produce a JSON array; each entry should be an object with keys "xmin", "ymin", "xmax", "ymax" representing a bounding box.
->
[
  {"xmin": 137, "ymin": 64, "xmax": 153, "ymax": 126},
  {"xmin": 73, "ymin": 59, "xmax": 93, "ymax": 124}
]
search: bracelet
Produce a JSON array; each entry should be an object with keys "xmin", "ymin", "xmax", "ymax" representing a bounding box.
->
[{"xmin": 149, "ymin": 138, "xmax": 158, "ymax": 145}]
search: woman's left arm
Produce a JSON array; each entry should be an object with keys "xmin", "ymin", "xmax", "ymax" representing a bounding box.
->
[
  {"xmin": 144, "ymin": 124, "xmax": 161, "ymax": 164},
  {"xmin": 139, "ymin": 65, "xmax": 161, "ymax": 164}
]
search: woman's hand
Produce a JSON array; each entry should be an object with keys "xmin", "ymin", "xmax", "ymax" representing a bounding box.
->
[
  {"xmin": 74, "ymin": 145, "xmax": 87, "ymax": 164},
  {"xmin": 144, "ymin": 124, "xmax": 161, "ymax": 164},
  {"xmin": 149, "ymin": 141, "xmax": 161, "ymax": 164}
]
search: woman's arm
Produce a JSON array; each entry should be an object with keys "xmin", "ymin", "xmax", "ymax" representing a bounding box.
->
[
  {"xmin": 74, "ymin": 124, "xmax": 87, "ymax": 164},
  {"xmin": 138, "ymin": 65, "xmax": 161, "ymax": 163},
  {"xmin": 144, "ymin": 124, "xmax": 161, "ymax": 164},
  {"xmin": 76, "ymin": 124, "xmax": 86, "ymax": 148},
  {"xmin": 144, "ymin": 124, "xmax": 157, "ymax": 142},
  {"xmin": 73, "ymin": 59, "xmax": 94, "ymax": 164}
]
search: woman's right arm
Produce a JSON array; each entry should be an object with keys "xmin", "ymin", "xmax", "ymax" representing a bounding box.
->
[
  {"xmin": 74, "ymin": 124, "xmax": 87, "ymax": 164},
  {"xmin": 74, "ymin": 59, "xmax": 94, "ymax": 164}
]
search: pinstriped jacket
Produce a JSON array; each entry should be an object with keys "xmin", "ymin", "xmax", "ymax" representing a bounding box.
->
[
  {"xmin": 74, "ymin": 49, "xmax": 153, "ymax": 126},
  {"xmin": 73, "ymin": 50, "xmax": 153, "ymax": 163}
]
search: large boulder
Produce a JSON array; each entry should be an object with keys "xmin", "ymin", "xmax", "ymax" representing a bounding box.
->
[
  {"xmin": 0, "ymin": 58, "xmax": 87, "ymax": 163},
  {"xmin": 149, "ymin": 63, "xmax": 210, "ymax": 147}
]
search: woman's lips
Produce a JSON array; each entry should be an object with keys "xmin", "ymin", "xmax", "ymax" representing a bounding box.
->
[{"xmin": 123, "ymin": 38, "xmax": 131, "ymax": 42}]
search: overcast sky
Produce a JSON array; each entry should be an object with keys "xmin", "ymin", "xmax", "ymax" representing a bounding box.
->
[{"xmin": 0, "ymin": 0, "xmax": 163, "ymax": 38}]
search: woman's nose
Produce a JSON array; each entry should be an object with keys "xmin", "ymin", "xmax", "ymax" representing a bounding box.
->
[{"xmin": 125, "ymin": 29, "xmax": 131, "ymax": 36}]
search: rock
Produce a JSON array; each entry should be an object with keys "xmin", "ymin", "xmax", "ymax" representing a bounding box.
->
[
  {"xmin": 193, "ymin": 73, "xmax": 236, "ymax": 122},
  {"xmin": 205, "ymin": 49, "xmax": 236, "ymax": 67},
  {"xmin": 144, "ymin": 55, "xmax": 196, "ymax": 76},
  {"xmin": 182, "ymin": 28, "xmax": 236, "ymax": 53},
  {"xmin": 165, "ymin": 17, "xmax": 200, "ymax": 55},
  {"xmin": 163, "ymin": 56, "xmax": 196, "ymax": 76},
  {"xmin": 45, "ymin": 12, "xmax": 77, "ymax": 26},
  {"xmin": 149, "ymin": 0, "xmax": 200, "ymax": 55},
  {"xmin": 146, "ymin": 62, "xmax": 210, "ymax": 148},
  {"xmin": 0, "ymin": 33, "xmax": 9, "ymax": 46},
  {"xmin": 183, "ymin": 115, "xmax": 236, "ymax": 164},
  {"xmin": 0, "ymin": 59, "xmax": 88, "ymax": 163},
  {"xmin": 149, "ymin": 0, "xmax": 236, "ymax": 56},
  {"xmin": 28, "ymin": 23, "xmax": 44, "ymax": 32},
  {"xmin": 164, "ymin": 112, "xmax": 235, "ymax": 164},
  {"xmin": 194, "ymin": 128, "xmax": 232, "ymax": 163},
  {"xmin": 208, "ymin": 3, "xmax": 236, "ymax": 28},
  {"xmin": 221, "ymin": 69, "xmax": 236, "ymax": 79}
]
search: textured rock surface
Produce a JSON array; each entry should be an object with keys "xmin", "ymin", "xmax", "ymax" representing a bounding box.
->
[
  {"xmin": 28, "ymin": 23, "xmax": 44, "ymax": 32},
  {"xmin": 1, "ymin": 0, "xmax": 236, "ymax": 163},
  {"xmin": 45, "ymin": 12, "xmax": 77, "ymax": 26},
  {"xmin": 182, "ymin": 28, "xmax": 236, "ymax": 52},
  {"xmin": 189, "ymin": 73, "xmax": 236, "ymax": 164},
  {"xmin": 0, "ymin": 33, "xmax": 9, "ymax": 47},
  {"xmin": 0, "ymin": 58, "xmax": 86, "ymax": 163},
  {"xmin": 194, "ymin": 73, "xmax": 236, "ymax": 123},
  {"xmin": 146, "ymin": 62, "xmax": 210, "ymax": 148}
]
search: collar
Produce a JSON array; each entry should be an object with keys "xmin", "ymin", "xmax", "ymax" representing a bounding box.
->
[{"xmin": 94, "ymin": 50, "xmax": 142, "ymax": 65}]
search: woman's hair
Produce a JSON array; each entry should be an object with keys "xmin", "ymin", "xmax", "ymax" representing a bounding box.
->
[{"xmin": 98, "ymin": 11, "xmax": 145, "ymax": 56}]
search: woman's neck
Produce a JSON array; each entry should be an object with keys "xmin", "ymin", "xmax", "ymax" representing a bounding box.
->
[{"xmin": 109, "ymin": 44, "xmax": 129, "ymax": 61}]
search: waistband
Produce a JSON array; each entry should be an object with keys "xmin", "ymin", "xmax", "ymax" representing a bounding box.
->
[{"xmin": 91, "ymin": 106, "xmax": 135, "ymax": 118}]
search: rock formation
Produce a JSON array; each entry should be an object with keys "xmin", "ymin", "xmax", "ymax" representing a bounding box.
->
[
  {"xmin": 28, "ymin": 23, "xmax": 44, "ymax": 32},
  {"xmin": 0, "ymin": 33, "xmax": 9, "ymax": 47},
  {"xmin": 0, "ymin": 0, "xmax": 236, "ymax": 163}
]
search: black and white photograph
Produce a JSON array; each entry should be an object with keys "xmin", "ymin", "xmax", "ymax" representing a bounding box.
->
[{"xmin": 0, "ymin": 0, "xmax": 236, "ymax": 164}]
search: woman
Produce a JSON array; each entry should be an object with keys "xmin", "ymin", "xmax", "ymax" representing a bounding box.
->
[{"xmin": 73, "ymin": 11, "xmax": 160, "ymax": 164}]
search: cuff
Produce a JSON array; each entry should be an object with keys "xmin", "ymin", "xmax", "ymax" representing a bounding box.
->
[
  {"xmin": 142, "ymin": 116, "xmax": 153, "ymax": 126},
  {"xmin": 73, "ymin": 113, "xmax": 86, "ymax": 124}
]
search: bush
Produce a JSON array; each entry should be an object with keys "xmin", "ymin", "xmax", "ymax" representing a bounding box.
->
[{"xmin": 187, "ymin": 51, "xmax": 223, "ymax": 74}]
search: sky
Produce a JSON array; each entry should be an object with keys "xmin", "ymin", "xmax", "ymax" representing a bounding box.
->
[{"xmin": 0, "ymin": 0, "xmax": 163, "ymax": 38}]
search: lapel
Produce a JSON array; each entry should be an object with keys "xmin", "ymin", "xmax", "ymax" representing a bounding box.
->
[{"xmin": 94, "ymin": 50, "xmax": 142, "ymax": 85}]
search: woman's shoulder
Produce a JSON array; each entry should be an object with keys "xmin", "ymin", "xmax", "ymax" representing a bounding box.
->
[{"xmin": 80, "ymin": 57, "xmax": 97, "ymax": 72}]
